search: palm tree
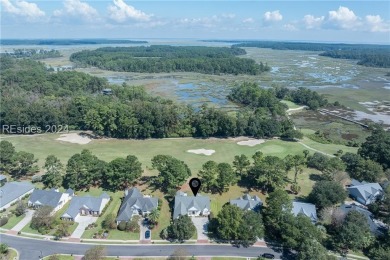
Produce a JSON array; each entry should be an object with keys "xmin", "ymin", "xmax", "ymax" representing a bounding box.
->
[{"xmin": 149, "ymin": 209, "xmax": 160, "ymax": 226}]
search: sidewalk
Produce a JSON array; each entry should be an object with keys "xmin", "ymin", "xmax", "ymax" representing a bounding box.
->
[{"xmin": 11, "ymin": 210, "xmax": 34, "ymax": 232}]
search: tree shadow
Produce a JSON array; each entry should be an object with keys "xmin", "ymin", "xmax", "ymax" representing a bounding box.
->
[{"xmin": 309, "ymin": 173, "xmax": 323, "ymax": 181}]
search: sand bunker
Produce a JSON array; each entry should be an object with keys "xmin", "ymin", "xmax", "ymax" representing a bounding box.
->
[
  {"xmin": 56, "ymin": 133, "xmax": 91, "ymax": 145},
  {"xmin": 187, "ymin": 149, "xmax": 215, "ymax": 156},
  {"xmin": 237, "ymin": 139, "xmax": 266, "ymax": 147}
]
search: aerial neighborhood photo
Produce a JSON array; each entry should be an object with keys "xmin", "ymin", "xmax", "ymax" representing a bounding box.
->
[{"xmin": 0, "ymin": 0, "xmax": 389, "ymax": 259}]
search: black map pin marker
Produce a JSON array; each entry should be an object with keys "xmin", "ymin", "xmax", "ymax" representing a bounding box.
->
[{"xmin": 189, "ymin": 177, "xmax": 201, "ymax": 196}]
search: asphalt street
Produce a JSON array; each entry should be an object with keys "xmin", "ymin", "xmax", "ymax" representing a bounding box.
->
[{"xmin": 0, "ymin": 234, "xmax": 283, "ymax": 260}]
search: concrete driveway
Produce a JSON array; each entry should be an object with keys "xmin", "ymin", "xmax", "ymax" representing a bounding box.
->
[
  {"xmin": 70, "ymin": 216, "xmax": 98, "ymax": 238},
  {"xmin": 139, "ymin": 218, "xmax": 151, "ymax": 241},
  {"xmin": 191, "ymin": 217, "xmax": 209, "ymax": 241},
  {"xmin": 11, "ymin": 209, "xmax": 34, "ymax": 232}
]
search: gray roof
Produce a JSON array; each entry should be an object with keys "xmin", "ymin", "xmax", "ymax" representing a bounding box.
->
[
  {"xmin": 292, "ymin": 201, "xmax": 318, "ymax": 222},
  {"xmin": 0, "ymin": 182, "xmax": 34, "ymax": 208},
  {"xmin": 173, "ymin": 192, "xmax": 210, "ymax": 219},
  {"xmin": 347, "ymin": 183, "xmax": 383, "ymax": 205},
  {"xmin": 340, "ymin": 204, "xmax": 384, "ymax": 235},
  {"xmin": 116, "ymin": 188, "xmax": 158, "ymax": 222},
  {"xmin": 0, "ymin": 175, "xmax": 6, "ymax": 181},
  {"xmin": 230, "ymin": 194, "xmax": 262, "ymax": 211},
  {"xmin": 351, "ymin": 179, "xmax": 368, "ymax": 186},
  {"xmin": 29, "ymin": 189, "xmax": 65, "ymax": 208},
  {"xmin": 65, "ymin": 188, "xmax": 74, "ymax": 196},
  {"xmin": 62, "ymin": 193, "xmax": 109, "ymax": 219}
]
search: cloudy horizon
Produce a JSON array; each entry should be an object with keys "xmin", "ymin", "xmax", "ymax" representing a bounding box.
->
[{"xmin": 1, "ymin": 0, "xmax": 389, "ymax": 44}]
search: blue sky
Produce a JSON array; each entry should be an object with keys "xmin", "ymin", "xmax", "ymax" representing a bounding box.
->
[{"xmin": 1, "ymin": 0, "xmax": 389, "ymax": 43}]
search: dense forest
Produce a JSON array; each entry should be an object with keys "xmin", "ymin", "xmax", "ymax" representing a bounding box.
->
[
  {"xmin": 1, "ymin": 49, "xmax": 61, "ymax": 59},
  {"xmin": 70, "ymin": 46, "xmax": 270, "ymax": 75},
  {"xmin": 229, "ymin": 83, "xmax": 328, "ymax": 110},
  {"xmin": 0, "ymin": 57, "xmax": 292, "ymax": 139},
  {"xmin": 0, "ymin": 39, "xmax": 148, "ymax": 45},
  {"xmin": 232, "ymin": 41, "xmax": 390, "ymax": 68}
]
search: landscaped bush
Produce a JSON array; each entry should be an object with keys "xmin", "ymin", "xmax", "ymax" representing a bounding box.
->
[
  {"xmin": 117, "ymin": 221, "xmax": 126, "ymax": 231},
  {"xmin": 0, "ymin": 217, "xmax": 9, "ymax": 227},
  {"xmin": 125, "ymin": 216, "xmax": 140, "ymax": 232},
  {"xmin": 31, "ymin": 175, "xmax": 42, "ymax": 183}
]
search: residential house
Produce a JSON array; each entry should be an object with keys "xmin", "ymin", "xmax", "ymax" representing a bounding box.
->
[
  {"xmin": 116, "ymin": 188, "xmax": 158, "ymax": 223},
  {"xmin": 339, "ymin": 204, "xmax": 386, "ymax": 236},
  {"xmin": 347, "ymin": 180, "xmax": 383, "ymax": 205},
  {"xmin": 230, "ymin": 194, "xmax": 262, "ymax": 211},
  {"xmin": 0, "ymin": 182, "xmax": 34, "ymax": 210},
  {"xmin": 292, "ymin": 201, "xmax": 318, "ymax": 223},
  {"xmin": 102, "ymin": 88, "xmax": 113, "ymax": 95},
  {"xmin": 28, "ymin": 188, "xmax": 72, "ymax": 213},
  {"xmin": 173, "ymin": 191, "xmax": 210, "ymax": 219},
  {"xmin": 0, "ymin": 175, "xmax": 7, "ymax": 186},
  {"xmin": 61, "ymin": 193, "xmax": 110, "ymax": 221}
]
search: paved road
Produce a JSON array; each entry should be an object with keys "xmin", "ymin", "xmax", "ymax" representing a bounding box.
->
[
  {"xmin": 0, "ymin": 234, "xmax": 283, "ymax": 260},
  {"xmin": 11, "ymin": 210, "xmax": 34, "ymax": 232}
]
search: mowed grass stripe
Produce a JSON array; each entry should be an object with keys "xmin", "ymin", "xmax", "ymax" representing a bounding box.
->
[{"xmin": 1, "ymin": 133, "xmax": 356, "ymax": 174}]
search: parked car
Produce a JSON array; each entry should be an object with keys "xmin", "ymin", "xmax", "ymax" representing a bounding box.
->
[
  {"xmin": 261, "ymin": 253, "xmax": 275, "ymax": 259},
  {"xmin": 145, "ymin": 230, "xmax": 151, "ymax": 239}
]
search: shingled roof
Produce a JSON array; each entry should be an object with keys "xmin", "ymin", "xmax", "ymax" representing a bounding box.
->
[
  {"xmin": 230, "ymin": 194, "xmax": 262, "ymax": 211},
  {"xmin": 0, "ymin": 182, "xmax": 34, "ymax": 208},
  {"xmin": 29, "ymin": 189, "xmax": 64, "ymax": 208},
  {"xmin": 347, "ymin": 182, "xmax": 383, "ymax": 205},
  {"xmin": 173, "ymin": 191, "xmax": 210, "ymax": 219},
  {"xmin": 62, "ymin": 193, "xmax": 110, "ymax": 219},
  {"xmin": 292, "ymin": 201, "xmax": 318, "ymax": 222},
  {"xmin": 116, "ymin": 188, "xmax": 158, "ymax": 222}
]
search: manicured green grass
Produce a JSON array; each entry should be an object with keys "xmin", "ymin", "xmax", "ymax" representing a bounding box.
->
[
  {"xmin": 1, "ymin": 214, "xmax": 25, "ymax": 229},
  {"xmin": 212, "ymin": 258, "xmax": 254, "ymax": 260},
  {"xmin": 67, "ymin": 222, "xmax": 78, "ymax": 235},
  {"xmin": 1, "ymin": 248, "xmax": 18, "ymax": 260},
  {"xmin": 43, "ymin": 255, "xmax": 73, "ymax": 260},
  {"xmin": 106, "ymin": 229, "xmax": 139, "ymax": 240},
  {"xmin": 151, "ymin": 192, "xmax": 171, "ymax": 240},
  {"xmin": 300, "ymin": 136, "xmax": 358, "ymax": 155},
  {"xmin": 0, "ymin": 133, "xmax": 355, "ymax": 174},
  {"xmin": 281, "ymin": 100, "xmax": 301, "ymax": 109}
]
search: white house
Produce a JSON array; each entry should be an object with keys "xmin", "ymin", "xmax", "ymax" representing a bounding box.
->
[
  {"xmin": 28, "ymin": 188, "xmax": 72, "ymax": 213},
  {"xmin": 173, "ymin": 191, "xmax": 210, "ymax": 219}
]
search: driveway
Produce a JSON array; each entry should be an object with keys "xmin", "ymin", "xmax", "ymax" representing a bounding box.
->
[
  {"xmin": 191, "ymin": 217, "xmax": 209, "ymax": 241},
  {"xmin": 11, "ymin": 209, "xmax": 34, "ymax": 232},
  {"xmin": 139, "ymin": 219, "xmax": 151, "ymax": 241},
  {"xmin": 70, "ymin": 216, "xmax": 98, "ymax": 238}
]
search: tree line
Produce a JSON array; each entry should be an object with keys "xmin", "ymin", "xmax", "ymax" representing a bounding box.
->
[
  {"xmin": 70, "ymin": 46, "xmax": 270, "ymax": 75},
  {"xmin": 229, "ymin": 82, "xmax": 328, "ymax": 110},
  {"xmin": 0, "ymin": 58, "xmax": 295, "ymax": 139},
  {"xmin": 233, "ymin": 41, "xmax": 390, "ymax": 68},
  {"xmin": 0, "ymin": 49, "xmax": 61, "ymax": 59}
]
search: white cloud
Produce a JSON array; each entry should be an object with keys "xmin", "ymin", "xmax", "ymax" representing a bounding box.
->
[
  {"xmin": 263, "ymin": 10, "xmax": 283, "ymax": 25},
  {"xmin": 0, "ymin": 0, "xmax": 45, "ymax": 21},
  {"xmin": 365, "ymin": 15, "xmax": 390, "ymax": 32},
  {"xmin": 53, "ymin": 0, "xmax": 99, "ymax": 22},
  {"xmin": 108, "ymin": 0, "xmax": 152, "ymax": 23},
  {"xmin": 243, "ymin": 18, "xmax": 254, "ymax": 23},
  {"xmin": 221, "ymin": 13, "xmax": 236, "ymax": 19},
  {"xmin": 177, "ymin": 14, "xmax": 238, "ymax": 29},
  {"xmin": 283, "ymin": 23, "xmax": 297, "ymax": 31},
  {"xmin": 327, "ymin": 6, "xmax": 360, "ymax": 30},
  {"xmin": 303, "ymin": 15, "xmax": 324, "ymax": 29}
]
